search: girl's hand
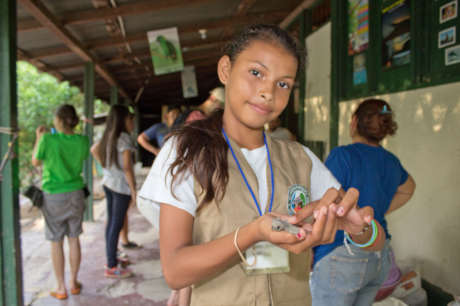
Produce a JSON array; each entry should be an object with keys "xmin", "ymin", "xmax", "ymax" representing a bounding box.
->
[
  {"xmin": 254, "ymin": 194, "xmax": 339, "ymax": 254},
  {"xmin": 130, "ymin": 192, "xmax": 137, "ymax": 208},
  {"xmin": 337, "ymin": 205, "xmax": 374, "ymax": 235},
  {"xmin": 35, "ymin": 126, "xmax": 46, "ymax": 139}
]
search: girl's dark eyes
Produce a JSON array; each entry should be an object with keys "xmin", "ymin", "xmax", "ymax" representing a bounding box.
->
[
  {"xmin": 250, "ymin": 69, "xmax": 261, "ymax": 77},
  {"xmin": 278, "ymin": 81, "xmax": 290, "ymax": 89}
]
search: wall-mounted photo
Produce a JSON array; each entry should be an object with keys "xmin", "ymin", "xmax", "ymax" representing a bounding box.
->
[
  {"xmin": 147, "ymin": 27, "xmax": 184, "ymax": 75},
  {"xmin": 381, "ymin": 0, "xmax": 411, "ymax": 68},
  {"xmin": 445, "ymin": 44, "xmax": 460, "ymax": 65},
  {"xmin": 439, "ymin": 27, "xmax": 456, "ymax": 48},
  {"xmin": 440, "ymin": 0, "xmax": 457, "ymax": 24}
]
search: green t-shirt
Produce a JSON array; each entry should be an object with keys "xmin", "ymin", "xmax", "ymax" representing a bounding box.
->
[{"xmin": 35, "ymin": 133, "xmax": 89, "ymax": 194}]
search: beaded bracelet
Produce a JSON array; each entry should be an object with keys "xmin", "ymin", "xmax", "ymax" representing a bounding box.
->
[{"xmin": 344, "ymin": 219, "xmax": 378, "ymax": 248}]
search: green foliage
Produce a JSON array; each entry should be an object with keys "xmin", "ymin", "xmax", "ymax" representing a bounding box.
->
[{"xmin": 17, "ymin": 61, "xmax": 109, "ymax": 187}]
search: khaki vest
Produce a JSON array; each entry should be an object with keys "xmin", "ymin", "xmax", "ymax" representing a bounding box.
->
[{"xmin": 191, "ymin": 136, "xmax": 313, "ymax": 306}]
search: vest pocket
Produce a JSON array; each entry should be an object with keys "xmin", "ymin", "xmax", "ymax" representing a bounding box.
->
[{"xmin": 329, "ymin": 255, "xmax": 368, "ymax": 294}]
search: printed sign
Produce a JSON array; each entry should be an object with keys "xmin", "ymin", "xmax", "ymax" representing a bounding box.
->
[
  {"xmin": 348, "ymin": 0, "xmax": 369, "ymax": 55},
  {"xmin": 147, "ymin": 27, "xmax": 184, "ymax": 75},
  {"xmin": 382, "ymin": 0, "xmax": 411, "ymax": 68},
  {"xmin": 181, "ymin": 66, "xmax": 198, "ymax": 98}
]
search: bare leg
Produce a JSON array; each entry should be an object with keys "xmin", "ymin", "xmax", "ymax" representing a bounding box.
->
[
  {"xmin": 68, "ymin": 237, "xmax": 81, "ymax": 289},
  {"xmin": 120, "ymin": 214, "xmax": 129, "ymax": 245},
  {"xmin": 50, "ymin": 240, "xmax": 66, "ymax": 294},
  {"xmin": 167, "ymin": 290, "xmax": 179, "ymax": 306},
  {"xmin": 178, "ymin": 287, "xmax": 192, "ymax": 306}
]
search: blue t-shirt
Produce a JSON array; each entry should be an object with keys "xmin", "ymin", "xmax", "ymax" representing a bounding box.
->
[
  {"xmin": 313, "ymin": 143, "xmax": 408, "ymax": 265},
  {"xmin": 143, "ymin": 123, "xmax": 169, "ymax": 148}
]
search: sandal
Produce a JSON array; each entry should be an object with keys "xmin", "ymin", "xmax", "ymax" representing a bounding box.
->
[
  {"xmin": 70, "ymin": 282, "xmax": 82, "ymax": 295},
  {"xmin": 121, "ymin": 241, "xmax": 141, "ymax": 249},
  {"xmin": 50, "ymin": 291, "xmax": 68, "ymax": 300}
]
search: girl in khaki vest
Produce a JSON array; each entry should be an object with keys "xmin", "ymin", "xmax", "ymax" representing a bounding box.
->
[{"xmin": 143, "ymin": 24, "xmax": 387, "ymax": 306}]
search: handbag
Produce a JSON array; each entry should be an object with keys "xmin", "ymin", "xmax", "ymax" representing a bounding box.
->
[
  {"xmin": 23, "ymin": 185, "xmax": 44, "ymax": 208},
  {"xmin": 83, "ymin": 185, "xmax": 90, "ymax": 198}
]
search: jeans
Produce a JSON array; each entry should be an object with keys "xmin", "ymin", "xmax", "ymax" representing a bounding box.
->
[
  {"xmin": 311, "ymin": 239, "xmax": 391, "ymax": 306},
  {"xmin": 103, "ymin": 185, "xmax": 131, "ymax": 268}
]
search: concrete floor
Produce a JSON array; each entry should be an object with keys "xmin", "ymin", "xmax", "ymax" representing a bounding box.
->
[{"xmin": 21, "ymin": 198, "xmax": 170, "ymax": 306}]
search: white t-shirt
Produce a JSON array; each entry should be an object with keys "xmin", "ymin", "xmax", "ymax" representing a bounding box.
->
[
  {"xmin": 138, "ymin": 137, "xmax": 340, "ymax": 224},
  {"xmin": 102, "ymin": 132, "xmax": 135, "ymax": 195}
]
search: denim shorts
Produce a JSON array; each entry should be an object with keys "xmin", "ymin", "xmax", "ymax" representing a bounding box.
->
[
  {"xmin": 310, "ymin": 239, "xmax": 392, "ymax": 306},
  {"xmin": 42, "ymin": 189, "xmax": 85, "ymax": 241}
]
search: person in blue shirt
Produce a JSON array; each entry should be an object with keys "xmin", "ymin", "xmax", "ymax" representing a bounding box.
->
[
  {"xmin": 311, "ymin": 98, "xmax": 416, "ymax": 306},
  {"xmin": 137, "ymin": 105, "xmax": 180, "ymax": 156}
]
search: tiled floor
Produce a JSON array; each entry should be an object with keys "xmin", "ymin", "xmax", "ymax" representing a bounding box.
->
[{"xmin": 22, "ymin": 198, "xmax": 170, "ymax": 306}]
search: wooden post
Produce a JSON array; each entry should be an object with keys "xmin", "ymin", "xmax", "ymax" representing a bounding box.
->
[
  {"xmin": 110, "ymin": 86, "xmax": 118, "ymax": 105},
  {"xmin": 0, "ymin": 0, "xmax": 24, "ymax": 304},
  {"xmin": 330, "ymin": 0, "xmax": 345, "ymax": 150},
  {"xmin": 83, "ymin": 62, "xmax": 94, "ymax": 221}
]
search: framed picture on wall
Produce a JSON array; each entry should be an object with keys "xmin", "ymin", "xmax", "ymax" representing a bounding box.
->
[
  {"xmin": 440, "ymin": 0, "xmax": 457, "ymax": 24},
  {"xmin": 445, "ymin": 45, "xmax": 460, "ymax": 65},
  {"xmin": 439, "ymin": 27, "xmax": 456, "ymax": 48}
]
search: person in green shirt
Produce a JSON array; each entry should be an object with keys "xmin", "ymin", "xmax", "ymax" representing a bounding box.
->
[{"xmin": 32, "ymin": 104, "xmax": 89, "ymax": 300}]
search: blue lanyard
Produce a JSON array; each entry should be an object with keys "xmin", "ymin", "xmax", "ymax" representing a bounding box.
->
[{"xmin": 222, "ymin": 128, "xmax": 275, "ymax": 216}]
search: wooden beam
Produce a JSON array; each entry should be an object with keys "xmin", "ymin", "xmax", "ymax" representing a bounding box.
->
[
  {"xmin": 279, "ymin": 0, "xmax": 319, "ymax": 29},
  {"xmin": 24, "ymin": 10, "xmax": 286, "ymax": 61},
  {"xmin": 18, "ymin": 0, "xmax": 131, "ymax": 100},
  {"xmin": 86, "ymin": 11, "xmax": 287, "ymax": 49},
  {"xmin": 18, "ymin": 0, "xmax": 215, "ymax": 31},
  {"xmin": 221, "ymin": 0, "xmax": 258, "ymax": 37},
  {"xmin": 17, "ymin": 48, "xmax": 64, "ymax": 80}
]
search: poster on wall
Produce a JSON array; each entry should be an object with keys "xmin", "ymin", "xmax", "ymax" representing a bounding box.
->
[
  {"xmin": 445, "ymin": 45, "xmax": 460, "ymax": 65},
  {"xmin": 181, "ymin": 66, "xmax": 198, "ymax": 98},
  {"xmin": 440, "ymin": 0, "xmax": 457, "ymax": 24},
  {"xmin": 147, "ymin": 27, "xmax": 184, "ymax": 75},
  {"xmin": 353, "ymin": 53, "xmax": 367, "ymax": 85},
  {"xmin": 348, "ymin": 0, "xmax": 369, "ymax": 55},
  {"xmin": 439, "ymin": 27, "xmax": 456, "ymax": 48},
  {"xmin": 381, "ymin": 0, "xmax": 411, "ymax": 69}
]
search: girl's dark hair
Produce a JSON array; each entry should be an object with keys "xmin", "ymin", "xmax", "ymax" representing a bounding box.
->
[
  {"xmin": 354, "ymin": 99, "xmax": 398, "ymax": 143},
  {"xmin": 223, "ymin": 24, "xmax": 306, "ymax": 74},
  {"xmin": 169, "ymin": 24, "xmax": 304, "ymax": 208},
  {"xmin": 98, "ymin": 104, "xmax": 131, "ymax": 169},
  {"xmin": 55, "ymin": 104, "xmax": 79, "ymax": 129}
]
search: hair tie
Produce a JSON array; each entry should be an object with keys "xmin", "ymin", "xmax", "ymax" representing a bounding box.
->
[{"xmin": 380, "ymin": 105, "xmax": 392, "ymax": 115}]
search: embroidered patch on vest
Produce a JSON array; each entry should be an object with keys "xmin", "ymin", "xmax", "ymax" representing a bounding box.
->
[{"xmin": 288, "ymin": 184, "xmax": 310, "ymax": 215}]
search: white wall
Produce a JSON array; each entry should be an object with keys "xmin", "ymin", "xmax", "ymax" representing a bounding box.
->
[
  {"xmin": 305, "ymin": 22, "xmax": 460, "ymax": 295},
  {"xmin": 304, "ymin": 23, "xmax": 332, "ymax": 153}
]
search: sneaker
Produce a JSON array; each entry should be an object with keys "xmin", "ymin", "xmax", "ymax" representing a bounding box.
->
[
  {"xmin": 121, "ymin": 241, "xmax": 142, "ymax": 249},
  {"xmin": 104, "ymin": 266, "xmax": 133, "ymax": 279}
]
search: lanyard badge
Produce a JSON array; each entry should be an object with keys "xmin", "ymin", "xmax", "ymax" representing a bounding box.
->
[{"xmin": 223, "ymin": 129, "xmax": 289, "ymax": 275}]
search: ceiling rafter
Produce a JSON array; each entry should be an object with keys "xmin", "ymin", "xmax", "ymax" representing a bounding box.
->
[
  {"xmin": 18, "ymin": 0, "xmax": 215, "ymax": 31},
  {"xmin": 18, "ymin": 0, "xmax": 130, "ymax": 99},
  {"xmin": 24, "ymin": 11, "xmax": 286, "ymax": 61},
  {"xmin": 220, "ymin": 0, "xmax": 258, "ymax": 37},
  {"xmin": 86, "ymin": 11, "xmax": 287, "ymax": 50},
  {"xmin": 17, "ymin": 48, "xmax": 64, "ymax": 80}
]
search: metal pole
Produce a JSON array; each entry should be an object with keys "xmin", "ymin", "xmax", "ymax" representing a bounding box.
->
[
  {"xmin": 0, "ymin": 0, "xmax": 24, "ymax": 304},
  {"xmin": 83, "ymin": 62, "xmax": 94, "ymax": 221}
]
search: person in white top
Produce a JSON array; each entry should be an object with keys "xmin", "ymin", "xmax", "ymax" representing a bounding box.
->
[
  {"xmin": 139, "ymin": 25, "xmax": 386, "ymax": 306},
  {"xmin": 91, "ymin": 104, "xmax": 136, "ymax": 279}
]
